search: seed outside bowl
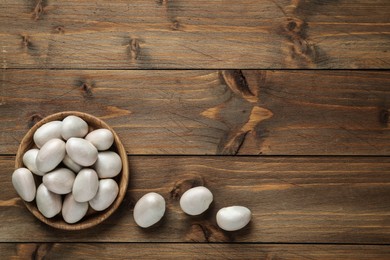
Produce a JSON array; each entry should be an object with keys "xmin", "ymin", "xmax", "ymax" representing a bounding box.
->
[{"xmin": 15, "ymin": 111, "xmax": 129, "ymax": 230}]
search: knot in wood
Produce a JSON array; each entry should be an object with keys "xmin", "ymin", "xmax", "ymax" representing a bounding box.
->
[
  {"xmin": 379, "ymin": 109, "xmax": 389, "ymax": 126},
  {"xmin": 156, "ymin": 0, "xmax": 168, "ymax": 6},
  {"xmin": 171, "ymin": 20, "xmax": 180, "ymax": 31},
  {"xmin": 128, "ymin": 38, "xmax": 140, "ymax": 60},
  {"xmin": 281, "ymin": 17, "xmax": 319, "ymax": 66},
  {"xmin": 54, "ymin": 26, "xmax": 65, "ymax": 34},
  {"xmin": 28, "ymin": 113, "xmax": 43, "ymax": 128},
  {"xmin": 21, "ymin": 35, "xmax": 32, "ymax": 49},
  {"xmin": 170, "ymin": 174, "xmax": 204, "ymax": 200},
  {"xmin": 33, "ymin": 0, "xmax": 45, "ymax": 20},
  {"xmin": 285, "ymin": 17, "xmax": 306, "ymax": 34},
  {"xmin": 186, "ymin": 223, "xmax": 231, "ymax": 242},
  {"xmin": 292, "ymin": 38, "xmax": 316, "ymax": 61},
  {"xmin": 220, "ymin": 70, "xmax": 255, "ymax": 98},
  {"xmin": 81, "ymin": 82, "xmax": 94, "ymax": 99}
]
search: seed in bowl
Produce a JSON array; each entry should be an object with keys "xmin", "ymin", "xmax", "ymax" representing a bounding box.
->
[
  {"xmin": 72, "ymin": 169, "xmax": 99, "ymax": 203},
  {"xmin": 89, "ymin": 179, "xmax": 119, "ymax": 211},
  {"xmin": 36, "ymin": 138, "xmax": 66, "ymax": 173},
  {"xmin": 22, "ymin": 149, "xmax": 45, "ymax": 176},
  {"xmin": 61, "ymin": 115, "xmax": 89, "ymax": 140},
  {"xmin": 94, "ymin": 151, "xmax": 122, "ymax": 178},
  {"xmin": 42, "ymin": 168, "xmax": 76, "ymax": 195},
  {"xmin": 62, "ymin": 193, "xmax": 89, "ymax": 224},
  {"xmin": 12, "ymin": 168, "xmax": 36, "ymax": 202},
  {"xmin": 33, "ymin": 120, "xmax": 63, "ymax": 148},
  {"xmin": 66, "ymin": 137, "xmax": 98, "ymax": 167},
  {"xmin": 85, "ymin": 129, "xmax": 114, "ymax": 151},
  {"xmin": 62, "ymin": 154, "xmax": 82, "ymax": 173},
  {"xmin": 36, "ymin": 183, "xmax": 62, "ymax": 218}
]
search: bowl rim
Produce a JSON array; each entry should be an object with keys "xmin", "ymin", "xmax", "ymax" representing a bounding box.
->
[{"xmin": 15, "ymin": 111, "xmax": 129, "ymax": 230}]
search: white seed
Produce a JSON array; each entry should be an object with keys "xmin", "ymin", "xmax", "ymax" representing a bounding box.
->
[
  {"xmin": 42, "ymin": 168, "xmax": 76, "ymax": 194},
  {"xmin": 89, "ymin": 179, "xmax": 119, "ymax": 211},
  {"xmin": 33, "ymin": 121, "xmax": 63, "ymax": 148},
  {"xmin": 133, "ymin": 192, "xmax": 165, "ymax": 228},
  {"xmin": 36, "ymin": 138, "xmax": 66, "ymax": 173},
  {"xmin": 66, "ymin": 138, "xmax": 98, "ymax": 167},
  {"xmin": 36, "ymin": 184, "xmax": 62, "ymax": 218},
  {"xmin": 22, "ymin": 149, "xmax": 45, "ymax": 176},
  {"xmin": 216, "ymin": 206, "xmax": 252, "ymax": 231},
  {"xmin": 72, "ymin": 169, "xmax": 99, "ymax": 202},
  {"xmin": 62, "ymin": 193, "xmax": 89, "ymax": 224},
  {"xmin": 94, "ymin": 151, "xmax": 122, "ymax": 178},
  {"xmin": 12, "ymin": 168, "xmax": 36, "ymax": 202},
  {"xmin": 180, "ymin": 186, "xmax": 213, "ymax": 215},
  {"xmin": 61, "ymin": 115, "xmax": 89, "ymax": 140},
  {"xmin": 62, "ymin": 154, "xmax": 82, "ymax": 173},
  {"xmin": 85, "ymin": 129, "xmax": 114, "ymax": 151}
]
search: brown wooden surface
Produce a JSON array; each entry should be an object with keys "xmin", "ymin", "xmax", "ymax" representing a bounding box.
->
[
  {"xmin": 2, "ymin": 70, "xmax": 390, "ymax": 155},
  {"xmin": 2, "ymin": 243, "xmax": 390, "ymax": 259},
  {"xmin": 0, "ymin": 0, "xmax": 389, "ymax": 69},
  {"xmin": 1, "ymin": 155, "xmax": 390, "ymax": 243},
  {"xmin": 1, "ymin": 0, "xmax": 390, "ymax": 258}
]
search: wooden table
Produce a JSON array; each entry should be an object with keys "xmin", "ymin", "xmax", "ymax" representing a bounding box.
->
[{"xmin": 1, "ymin": 0, "xmax": 390, "ymax": 259}]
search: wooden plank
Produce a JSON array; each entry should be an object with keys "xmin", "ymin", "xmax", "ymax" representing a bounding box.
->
[
  {"xmin": 1, "ymin": 155, "xmax": 390, "ymax": 243},
  {"xmin": 1, "ymin": 70, "xmax": 390, "ymax": 155},
  {"xmin": 2, "ymin": 243, "xmax": 390, "ymax": 259},
  {"xmin": 0, "ymin": 0, "xmax": 389, "ymax": 69}
]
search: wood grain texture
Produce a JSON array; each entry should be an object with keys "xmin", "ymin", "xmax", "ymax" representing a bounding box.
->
[
  {"xmin": 2, "ymin": 243, "xmax": 390, "ymax": 259},
  {"xmin": 0, "ymin": 0, "xmax": 389, "ymax": 69},
  {"xmin": 1, "ymin": 155, "xmax": 390, "ymax": 243},
  {"xmin": 2, "ymin": 0, "xmax": 389, "ymax": 257},
  {"xmin": 1, "ymin": 70, "xmax": 389, "ymax": 155}
]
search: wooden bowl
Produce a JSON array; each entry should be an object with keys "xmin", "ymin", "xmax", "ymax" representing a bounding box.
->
[{"xmin": 15, "ymin": 111, "xmax": 129, "ymax": 230}]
